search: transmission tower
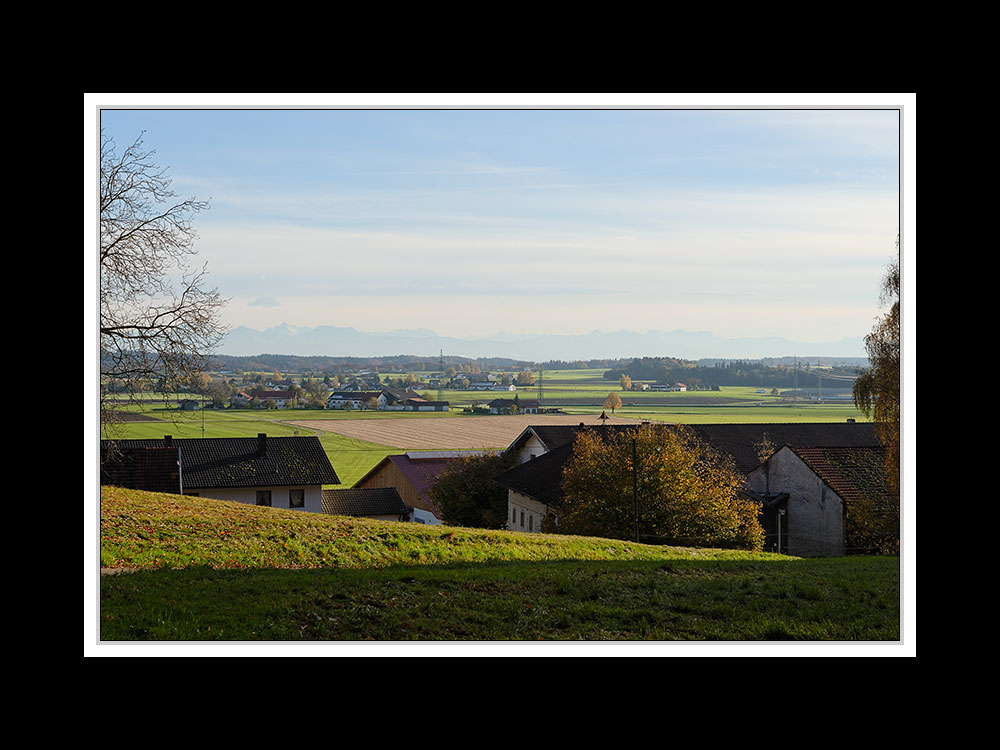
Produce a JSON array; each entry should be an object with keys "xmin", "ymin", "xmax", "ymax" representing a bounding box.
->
[{"xmin": 437, "ymin": 349, "xmax": 444, "ymax": 404}]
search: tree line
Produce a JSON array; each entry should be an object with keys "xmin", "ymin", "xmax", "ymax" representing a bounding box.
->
[
  {"xmin": 206, "ymin": 353, "xmax": 533, "ymax": 377},
  {"xmin": 604, "ymin": 357, "xmax": 808, "ymax": 389}
]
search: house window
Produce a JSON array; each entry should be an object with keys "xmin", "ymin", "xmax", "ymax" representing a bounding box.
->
[
  {"xmin": 529, "ymin": 515, "xmax": 533, "ymax": 531},
  {"xmin": 520, "ymin": 511, "xmax": 524, "ymax": 528},
  {"xmin": 289, "ymin": 489, "xmax": 305, "ymax": 508},
  {"xmin": 256, "ymin": 490, "xmax": 272, "ymax": 506}
]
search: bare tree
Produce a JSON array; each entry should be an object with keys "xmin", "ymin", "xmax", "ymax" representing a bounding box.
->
[{"xmin": 100, "ymin": 130, "xmax": 228, "ymax": 434}]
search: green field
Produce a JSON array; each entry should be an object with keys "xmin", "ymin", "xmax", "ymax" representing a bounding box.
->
[
  {"xmin": 97, "ymin": 488, "xmax": 901, "ymax": 643},
  {"xmin": 102, "ymin": 373, "xmax": 868, "ymax": 487}
]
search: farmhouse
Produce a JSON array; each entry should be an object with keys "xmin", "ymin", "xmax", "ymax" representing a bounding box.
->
[
  {"xmin": 100, "ymin": 434, "xmax": 341, "ymax": 513},
  {"xmin": 745, "ymin": 444, "xmax": 896, "ymax": 557},
  {"xmin": 353, "ymin": 451, "xmax": 485, "ymax": 524},
  {"xmin": 488, "ymin": 398, "xmax": 540, "ymax": 414},
  {"xmin": 326, "ymin": 387, "xmax": 449, "ymax": 412},
  {"xmin": 321, "ymin": 487, "xmax": 412, "ymax": 522},
  {"xmin": 327, "ymin": 391, "xmax": 388, "ymax": 410},
  {"xmin": 497, "ymin": 423, "xmax": 642, "ymax": 533},
  {"xmin": 493, "ymin": 421, "xmax": 883, "ymax": 549},
  {"xmin": 468, "ymin": 376, "xmax": 514, "ymax": 391},
  {"xmin": 250, "ymin": 389, "xmax": 293, "ymax": 408}
]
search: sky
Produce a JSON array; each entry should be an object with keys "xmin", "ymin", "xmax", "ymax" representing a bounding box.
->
[{"xmin": 91, "ymin": 95, "xmax": 909, "ymax": 347}]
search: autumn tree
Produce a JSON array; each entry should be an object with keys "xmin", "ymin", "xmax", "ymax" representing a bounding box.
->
[
  {"xmin": 430, "ymin": 451, "xmax": 520, "ymax": 528},
  {"xmin": 620, "ymin": 374, "xmax": 632, "ymax": 391},
  {"xmin": 603, "ymin": 392, "xmax": 622, "ymax": 414},
  {"xmin": 559, "ymin": 424, "xmax": 764, "ymax": 550},
  {"xmin": 100, "ymin": 130, "xmax": 227, "ymax": 436},
  {"xmin": 853, "ymin": 241, "xmax": 901, "ymax": 493}
]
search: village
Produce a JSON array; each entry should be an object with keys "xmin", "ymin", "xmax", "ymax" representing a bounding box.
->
[{"xmin": 101, "ymin": 412, "xmax": 892, "ymax": 558}]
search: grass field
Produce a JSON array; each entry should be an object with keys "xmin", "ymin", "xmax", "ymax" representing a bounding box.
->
[
  {"xmin": 97, "ymin": 488, "xmax": 901, "ymax": 643},
  {"xmin": 101, "ymin": 380, "xmax": 868, "ymax": 488}
]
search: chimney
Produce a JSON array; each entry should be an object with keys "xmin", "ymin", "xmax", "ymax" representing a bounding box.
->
[
  {"xmin": 164, "ymin": 435, "xmax": 173, "ymax": 447},
  {"xmin": 257, "ymin": 433, "xmax": 267, "ymax": 458}
]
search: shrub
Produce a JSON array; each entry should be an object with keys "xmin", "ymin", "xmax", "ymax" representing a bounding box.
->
[{"xmin": 431, "ymin": 451, "xmax": 519, "ymax": 529}]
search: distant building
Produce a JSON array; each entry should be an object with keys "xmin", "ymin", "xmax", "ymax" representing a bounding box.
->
[
  {"xmin": 488, "ymin": 398, "xmax": 540, "ymax": 414},
  {"xmin": 250, "ymin": 390, "xmax": 293, "ymax": 408}
]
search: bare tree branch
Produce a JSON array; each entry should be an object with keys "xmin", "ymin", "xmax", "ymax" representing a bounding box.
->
[{"xmin": 100, "ymin": 130, "xmax": 229, "ymax": 438}]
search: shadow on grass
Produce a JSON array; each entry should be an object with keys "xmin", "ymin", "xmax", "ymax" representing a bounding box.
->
[{"xmin": 99, "ymin": 556, "xmax": 899, "ymax": 643}]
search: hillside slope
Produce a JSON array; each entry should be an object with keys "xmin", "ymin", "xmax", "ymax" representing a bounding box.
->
[
  {"xmin": 99, "ymin": 486, "xmax": 778, "ymax": 570},
  {"xmin": 98, "ymin": 488, "xmax": 900, "ymax": 642}
]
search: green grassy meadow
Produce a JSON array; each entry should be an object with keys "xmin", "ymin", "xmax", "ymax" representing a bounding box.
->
[{"xmin": 97, "ymin": 488, "xmax": 900, "ymax": 642}]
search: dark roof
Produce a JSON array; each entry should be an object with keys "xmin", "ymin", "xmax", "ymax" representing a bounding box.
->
[
  {"xmin": 489, "ymin": 398, "xmax": 540, "ymax": 408},
  {"xmin": 684, "ymin": 422, "xmax": 879, "ymax": 474},
  {"xmin": 494, "ymin": 422, "xmax": 881, "ymax": 505},
  {"xmin": 100, "ymin": 434, "xmax": 340, "ymax": 491},
  {"xmin": 493, "ymin": 443, "xmax": 575, "ymax": 507},
  {"xmin": 506, "ymin": 423, "xmax": 644, "ymax": 454},
  {"xmin": 100, "ymin": 446, "xmax": 181, "ymax": 494},
  {"xmin": 322, "ymin": 487, "xmax": 409, "ymax": 517},
  {"xmin": 381, "ymin": 387, "xmax": 423, "ymax": 402},
  {"xmin": 788, "ymin": 445, "xmax": 893, "ymax": 507},
  {"xmin": 250, "ymin": 390, "xmax": 291, "ymax": 399},
  {"xmin": 353, "ymin": 452, "xmax": 484, "ymax": 518}
]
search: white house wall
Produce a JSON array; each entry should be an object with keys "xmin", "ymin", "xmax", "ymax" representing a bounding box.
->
[
  {"xmin": 508, "ymin": 490, "xmax": 549, "ymax": 533},
  {"xmin": 746, "ymin": 447, "xmax": 845, "ymax": 557},
  {"xmin": 187, "ymin": 485, "xmax": 324, "ymax": 514}
]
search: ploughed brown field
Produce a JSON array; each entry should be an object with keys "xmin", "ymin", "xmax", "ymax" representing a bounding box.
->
[{"xmin": 289, "ymin": 414, "xmax": 646, "ymax": 450}]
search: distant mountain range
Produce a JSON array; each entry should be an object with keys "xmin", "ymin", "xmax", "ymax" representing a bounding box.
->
[{"xmin": 219, "ymin": 323, "xmax": 866, "ymax": 361}]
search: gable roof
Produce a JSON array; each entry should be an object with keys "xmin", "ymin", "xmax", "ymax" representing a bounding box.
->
[
  {"xmin": 101, "ymin": 434, "xmax": 340, "ymax": 491},
  {"xmin": 493, "ymin": 443, "xmax": 575, "ymax": 506},
  {"xmin": 353, "ymin": 451, "xmax": 486, "ymax": 517},
  {"xmin": 321, "ymin": 487, "xmax": 409, "ymax": 517},
  {"xmin": 493, "ymin": 422, "xmax": 881, "ymax": 506},
  {"xmin": 489, "ymin": 398, "xmax": 540, "ymax": 408},
  {"xmin": 381, "ymin": 387, "xmax": 424, "ymax": 402},
  {"xmin": 100, "ymin": 446, "xmax": 181, "ymax": 494},
  {"xmin": 250, "ymin": 390, "xmax": 291, "ymax": 400},
  {"xmin": 328, "ymin": 391, "xmax": 384, "ymax": 401},
  {"xmin": 505, "ymin": 423, "xmax": 645, "ymax": 455},
  {"xmin": 786, "ymin": 445, "xmax": 892, "ymax": 507},
  {"xmin": 684, "ymin": 422, "xmax": 879, "ymax": 474}
]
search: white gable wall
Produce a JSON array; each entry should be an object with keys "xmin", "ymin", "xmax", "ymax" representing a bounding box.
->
[
  {"xmin": 746, "ymin": 446, "xmax": 845, "ymax": 557},
  {"xmin": 515, "ymin": 434, "xmax": 548, "ymax": 464}
]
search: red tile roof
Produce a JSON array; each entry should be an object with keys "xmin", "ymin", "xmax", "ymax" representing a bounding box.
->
[{"xmin": 789, "ymin": 445, "xmax": 892, "ymax": 507}]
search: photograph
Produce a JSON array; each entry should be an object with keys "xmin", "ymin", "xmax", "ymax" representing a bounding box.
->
[{"xmin": 86, "ymin": 94, "xmax": 913, "ymax": 655}]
